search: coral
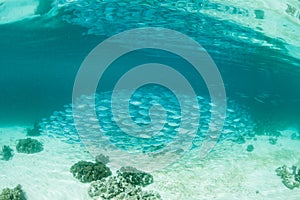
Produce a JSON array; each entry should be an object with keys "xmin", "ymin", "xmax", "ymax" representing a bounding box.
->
[
  {"xmin": 291, "ymin": 130, "xmax": 300, "ymax": 140},
  {"xmin": 117, "ymin": 166, "xmax": 154, "ymax": 187},
  {"xmin": 26, "ymin": 122, "xmax": 41, "ymax": 136},
  {"xmin": 246, "ymin": 144, "xmax": 254, "ymax": 152},
  {"xmin": 138, "ymin": 191, "xmax": 162, "ymax": 200},
  {"xmin": 0, "ymin": 184, "xmax": 27, "ymax": 200},
  {"xmin": 16, "ymin": 138, "xmax": 43, "ymax": 154},
  {"xmin": 268, "ymin": 136, "xmax": 277, "ymax": 145},
  {"xmin": 70, "ymin": 161, "xmax": 112, "ymax": 183},
  {"xmin": 95, "ymin": 154, "xmax": 110, "ymax": 165},
  {"xmin": 0, "ymin": 145, "xmax": 14, "ymax": 161},
  {"xmin": 234, "ymin": 135, "xmax": 246, "ymax": 144},
  {"xmin": 276, "ymin": 165, "xmax": 300, "ymax": 190},
  {"xmin": 88, "ymin": 166, "xmax": 161, "ymax": 200},
  {"xmin": 88, "ymin": 175, "xmax": 161, "ymax": 200},
  {"xmin": 88, "ymin": 176, "xmax": 140, "ymax": 199}
]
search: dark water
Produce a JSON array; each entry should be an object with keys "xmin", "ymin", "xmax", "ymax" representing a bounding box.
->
[{"xmin": 0, "ymin": 0, "xmax": 299, "ymax": 127}]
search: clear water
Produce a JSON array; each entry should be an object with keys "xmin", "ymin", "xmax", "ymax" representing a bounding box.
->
[
  {"xmin": 0, "ymin": 0, "xmax": 299, "ymax": 126},
  {"xmin": 0, "ymin": 0, "xmax": 300, "ymax": 199}
]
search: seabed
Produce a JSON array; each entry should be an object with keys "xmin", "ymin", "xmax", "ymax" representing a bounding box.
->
[{"xmin": 1, "ymin": 126, "xmax": 300, "ymax": 199}]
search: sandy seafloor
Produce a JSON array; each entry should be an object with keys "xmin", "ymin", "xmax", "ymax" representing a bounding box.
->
[{"xmin": 1, "ymin": 126, "xmax": 300, "ymax": 200}]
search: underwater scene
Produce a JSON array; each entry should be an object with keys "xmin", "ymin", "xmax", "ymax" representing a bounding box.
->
[{"xmin": 0, "ymin": 0, "xmax": 300, "ymax": 199}]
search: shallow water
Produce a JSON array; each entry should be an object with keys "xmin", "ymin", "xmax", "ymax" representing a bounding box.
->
[
  {"xmin": 0, "ymin": 0, "xmax": 300, "ymax": 199},
  {"xmin": 0, "ymin": 0, "xmax": 299, "ymax": 125}
]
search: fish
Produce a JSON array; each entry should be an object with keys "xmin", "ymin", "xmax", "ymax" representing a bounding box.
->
[{"xmin": 40, "ymin": 88, "xmax": 254, "ymax": 156}]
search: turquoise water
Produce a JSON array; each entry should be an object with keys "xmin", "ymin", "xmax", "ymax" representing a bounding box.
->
[
  {"xmin": 0, "ymin": 0, "xmax": 299, "ymax": 126},
  {"xmin": 0, "ymin": 0, "xmax": 300, "ymax": 199}
]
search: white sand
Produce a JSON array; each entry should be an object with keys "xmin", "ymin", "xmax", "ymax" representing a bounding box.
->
[
  {"xmin": 0, "ymin": 127, "xmax": 92, "ymax": 200},
  {"xmin": 1, "ymin": 127, "xmax": 300, "ymax": 200},
  {"xmin": 149, "ymin": 129, "xmax": 300, "ymax": 200}
]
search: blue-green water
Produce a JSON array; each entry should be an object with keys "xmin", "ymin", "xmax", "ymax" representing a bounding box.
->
[
  {"xmin": 1, "ymin": 1, "xmax": 300, "ymax": 199},
  {"xmin": 0, "ymin": 1, "xmax": 299, "ymax": 127}
]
